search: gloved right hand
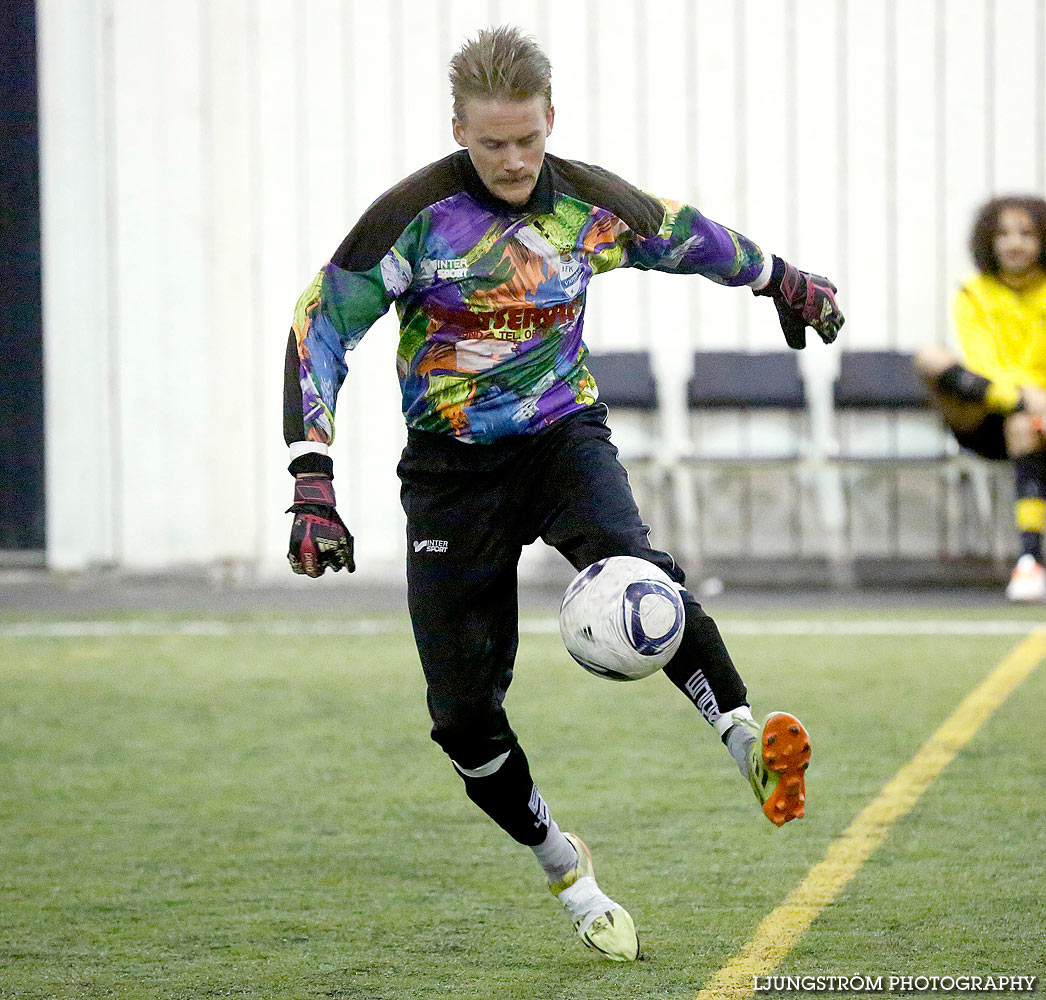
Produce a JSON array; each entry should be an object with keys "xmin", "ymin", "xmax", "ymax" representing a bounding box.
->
[
  {"xmin": 286, "ymin": 474, "xmax": 355, "ymax": 577},
  {"xmin": 753, "ymin": 254, "xmax": 844, "ymax": 349}
]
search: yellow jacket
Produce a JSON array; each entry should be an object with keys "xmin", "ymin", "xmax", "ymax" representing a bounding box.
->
[{"xmin": 954, "ymin": 272, "xmax": 1046, "ymax": 391}]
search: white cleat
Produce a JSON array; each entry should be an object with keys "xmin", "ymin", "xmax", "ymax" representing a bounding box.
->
[
  {"xmin": 549, "ymin": 833, "xmax": 639, "ymax": 962},
  {"xmin": 1005, "ymin": 554, "xmax": 1046, "ymax": 602}
]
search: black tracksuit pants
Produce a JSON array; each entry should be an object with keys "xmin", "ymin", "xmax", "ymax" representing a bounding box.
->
[{"xmin": 397, "ymin": 405, "xmax": 748, "ymax": 843}]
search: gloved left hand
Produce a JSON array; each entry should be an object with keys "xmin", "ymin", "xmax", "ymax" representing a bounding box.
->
[
  {"xmin": 754, "ymin": 255, "xmax": 845, "ymax": 349},
  {"xmin": 287, "ymin": 474, "xmax": 355, "ymax": 577}
]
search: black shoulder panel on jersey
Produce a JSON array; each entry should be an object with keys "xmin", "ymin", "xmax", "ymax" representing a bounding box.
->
[
  {"xmin": 545, "ymin": 154, "xmax": 666, "ymax": 239},
  {"xmin": 330, "ymin": 151, "xmax": 469, "ymax": 273}
]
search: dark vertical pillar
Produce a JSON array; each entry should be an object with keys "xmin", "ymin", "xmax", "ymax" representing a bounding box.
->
[{"xmin": 0, "ymin": 0, "xmax": 45, "ymax": 552}]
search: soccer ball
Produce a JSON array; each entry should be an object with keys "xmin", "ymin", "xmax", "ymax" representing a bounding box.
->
[{"xmin": 559, "ymin": 556, "xmax": 686, "ymax": 681}]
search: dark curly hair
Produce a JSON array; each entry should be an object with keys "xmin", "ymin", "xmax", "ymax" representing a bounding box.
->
[{"xmin": 969, "ymin": 195, "xmax": 1046, "ymax": 275}]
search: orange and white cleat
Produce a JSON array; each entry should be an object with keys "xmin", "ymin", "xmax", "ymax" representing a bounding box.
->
[{"xmin": 742, "ymin": 712, "xmax": 811, "ymax": 826}]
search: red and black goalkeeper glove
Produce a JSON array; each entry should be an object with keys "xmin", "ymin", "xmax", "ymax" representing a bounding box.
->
[
  {"xmin": 754, "ymin": 255, "xmax": 845, "ymax": 349},
  {"xmin": 287, "ymin": 474, "xmax": 355, "ymax": 577}
]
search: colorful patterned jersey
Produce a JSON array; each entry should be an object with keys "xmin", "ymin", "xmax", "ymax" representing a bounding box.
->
[
  {"xmin": 954, "ymin": 272, "xmax": 1046, "ymax": 392},
  {"xmin": 284, "ymin": 150, "xmax": 768, "ymax": 446}
]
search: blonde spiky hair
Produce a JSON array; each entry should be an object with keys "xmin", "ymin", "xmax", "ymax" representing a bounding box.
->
[{"xmin": 449, "ymin": 25, "xmax": 552, "ymax": 121}]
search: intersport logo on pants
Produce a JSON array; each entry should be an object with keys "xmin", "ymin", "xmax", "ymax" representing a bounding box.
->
[{"xmin": 413, "ymin": 539, "xmax": 449, "ymax": 554}]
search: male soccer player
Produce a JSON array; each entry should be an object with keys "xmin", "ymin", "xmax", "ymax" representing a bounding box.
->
[
  {"xmin": 915, "ymin": 196, "xmax": 1046, "ymax": 601},
  {"xmin": 283, "ymin": 26, "xmax": 844, "ymax": 961}
]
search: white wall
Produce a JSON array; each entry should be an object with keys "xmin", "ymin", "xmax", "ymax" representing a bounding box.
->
[{"xmin": 38, "ymin": 0, "xmax": 1046, "ymax": 577}]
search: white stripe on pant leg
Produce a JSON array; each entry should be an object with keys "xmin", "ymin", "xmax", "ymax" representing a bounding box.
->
[{"xmin": 452, "ymin": 750, "xmax": 511, "ymax": 778}]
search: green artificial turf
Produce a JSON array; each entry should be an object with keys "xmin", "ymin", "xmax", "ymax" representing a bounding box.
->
[{"xmin": 0, "ymin": 619, "xmax": 1042, "ymax": 998}]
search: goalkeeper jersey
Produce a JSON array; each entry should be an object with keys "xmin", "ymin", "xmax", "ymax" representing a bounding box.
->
[
  {"xmin": 284, "ymin": 149, "xmax": 768, "ymax": 447},
  {"xmin": 954, "ymin": 272, "xmax": 1046, "ymax": 392}
]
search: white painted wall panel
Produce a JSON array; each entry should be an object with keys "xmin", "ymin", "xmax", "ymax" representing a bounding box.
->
[
  {"xmin": 205, "ymin": 0, "xmax": 259, "ymax": 563},
  {"xmin": 542, "ymin": 1, "xmax": 594, "ymax": 162},
  {"xmin": 843, "ymin": 1, "xmax": 891, "ymax": 350},
  {"xmin": 335, "ymin": 2, "xmax": 410, "ymax": 576},
  {"xmin": 36, "ymin": 0, "xmax": 1046, "ymax": 575},
  {"xmin": 581, "ymin": 0, "xmax": 644, "ymax": 355},
  {"xmin": 111, "ymin": 0, "xmax": 212, "ymax": 567},
  {"xmin": 741, "ymin": 0, "xmax": 789, "ymax": 291},
  {"xmin": 39, "ymin": 0, "xmax": 117, "ymax": 569},
  {"xmin": 894, "ymin": 0, "xmax": 939, "ymax": 352},
  {"xmin": 795, "ymin": 0, "xmax": 842, "ymax": 288},
  {"xmin": 942, "ymin": 0, "xmax": 991, "ymax": 347},
  {"xmin": 255, "ymin": 0, "xmax": 309, "ymax": 570},
  {"xmin": 993, "ymin": 0, "xmax": 1041, "ymax": 193},
  {"xmin": 690, "ymin": 0, "xmax": 742, "ymax": 351},
  {"xmin": 399, "ymin": 3, "xmax": 448, "ymax": 170},
  {"xmin": 627, "ymin": 0, "xmax": 696, "ymax": 473}
]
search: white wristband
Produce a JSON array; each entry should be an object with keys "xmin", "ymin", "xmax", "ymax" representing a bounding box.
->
[
  {"xmin": 288, "ymin": 441, "xmax": 330, "ymax": 462},
  {"xmin": 748, "ymin": 255, "xmax": 774, "ymax": 291}
]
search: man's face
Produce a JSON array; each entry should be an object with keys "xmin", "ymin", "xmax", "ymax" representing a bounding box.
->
[
  {"xmin": 453, "ymin": 95, "xmax": 554, "ymax": 206},
  {"xmin": 994, "ymin": 207, "xmax": 1041, "ymax": 277}
]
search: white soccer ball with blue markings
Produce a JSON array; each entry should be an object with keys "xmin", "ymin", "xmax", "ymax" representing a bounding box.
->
[{"xmin": 559, "ymin": 556, "xmax": 686, "ymax": 681}]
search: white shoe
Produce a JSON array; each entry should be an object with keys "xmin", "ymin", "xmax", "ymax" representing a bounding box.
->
[
  {"xmin": 549, "ymin": 833, "xmax": 639, "ymax": 961},
  {"xmin": 1005, "ymin": 554, "xmax": 1046, "ymax": 602}
]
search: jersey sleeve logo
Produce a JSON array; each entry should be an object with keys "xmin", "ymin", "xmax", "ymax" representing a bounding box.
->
[{"xmin": 435, "ymin": 258, "xmax": 470, "ymax": 279}]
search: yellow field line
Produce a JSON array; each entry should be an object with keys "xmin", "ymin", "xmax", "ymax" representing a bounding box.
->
[{"xmin": 696, "ymin": 628, "xmax": 1046, "ymax": 1000}]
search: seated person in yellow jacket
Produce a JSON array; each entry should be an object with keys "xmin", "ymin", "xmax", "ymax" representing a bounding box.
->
[{"xmin": 916, "ymin": 195, "xmax": 1046, "ymax": 602}]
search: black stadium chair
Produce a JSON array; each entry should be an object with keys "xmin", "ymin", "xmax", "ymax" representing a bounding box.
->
[
  {"xmin": 829, "ymin": 349, "xmax": 995, "ymax": 561},
  {"xmin": 583, "ymin": 349, "xmax": 671, "ymax": 544},
  {"xmin": 585, "ymin": 349, "xmax": 658, "ymax": 413},
  {"xmin": 680, "ymin": 350, "xmax": 812, "ymax": 562},
  {"xmin": 687, "ymin": 350, "xmax": 805, "ymax": 413},
  {"xmin": 832, "ymin": 349, "xmax": 933, "ymax": 411}
]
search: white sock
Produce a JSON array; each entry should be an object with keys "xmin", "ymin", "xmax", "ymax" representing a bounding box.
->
[
  {"xmin": 715, "ymin": 706, "xmax": 757, "ymax": 776},
  {"xmin": 531, "ymin": 821, "xmax": 578, "ymax": 882},
  {"xmin": 725, "ymin": 723, "xmax": 757, "ymax": 777},
  {"xmin": 714, "ymin": 704, "xmax": 755, "ymax": 738}
]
